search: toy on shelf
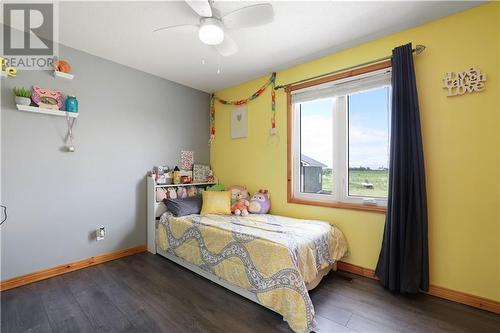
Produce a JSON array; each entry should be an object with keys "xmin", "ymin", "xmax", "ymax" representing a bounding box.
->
[
  {"xmin": 180, "ymin": 176, "xmax": 191, "ymax": 184},
  {"xmin": 32, "ymin": 86, "xmax": 63, "ymax": 110},
  {"xmin": 55, "ymin": 60, "xmax": 72, "ymax": 73},
  {"xmin": 248, "ymin": 190, "xmax": 271, "ymax": 214},
  {"xmin": 180, "ymin": 170, "xmax": 193, "ymax": 184},
  {"xmin": 153, "ymin": 166, "xmax": 172, "ymax": 184},
  {"xmin": 173, "ymin": 166, "xmax": 181, "ymax": 184}
]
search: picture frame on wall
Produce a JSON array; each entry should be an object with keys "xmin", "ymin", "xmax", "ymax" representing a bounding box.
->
[{"xmin": 231, "ymin": 107, "xmax": 248, "ymax": 139}]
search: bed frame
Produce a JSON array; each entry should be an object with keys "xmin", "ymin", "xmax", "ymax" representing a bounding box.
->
[
  {"xmin": 146, "ymin": 176, "xmax": 263, "ymax": 305},
  {"xmin": 146, "ymin": 175, "xmax": 334, "ymax": 318}
]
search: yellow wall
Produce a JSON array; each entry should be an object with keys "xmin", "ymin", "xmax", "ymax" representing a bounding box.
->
[
  {"xmin": 211, "ymin": 3, "xmax": 500, "ymax": 301},
  {"xmin": 497, "ymin": 3, "xmax": 500, "ymax": 302}
]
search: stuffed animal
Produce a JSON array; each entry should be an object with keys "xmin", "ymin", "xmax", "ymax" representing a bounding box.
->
[
  {"xmin": 177, "ymin": 187, "xmax": 187, "ymax": 199},
  {"xmin": 248, "ymin": 190, "xmax": 271, "ymax": 214},
  {"xmin": 167, "ymin": 187, "xmax": 177, "ymax": 199},
  {"xmin": 187, "ymin": 186, "xmax": 198, "ymax": 197},
  {"xmin": 232, "ymin": 192, "xmax": 249, "ymax": 216},
  {"xmin": 227, "ymin": 185, "xmax": 250, "ymax": 216},
  {"xmin": 227, "ymin": 185, "xmax": 249, "ymax": 206}
]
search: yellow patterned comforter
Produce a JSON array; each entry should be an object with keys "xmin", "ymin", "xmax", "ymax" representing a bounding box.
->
[{"xmin": 156, "ymin": 213, "xmax": 348, "ymax": 333}]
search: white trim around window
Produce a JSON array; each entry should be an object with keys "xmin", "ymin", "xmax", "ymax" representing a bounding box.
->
[{"xmin": 287, "ymin": 64, "xmax": 391, "ymax": 213}]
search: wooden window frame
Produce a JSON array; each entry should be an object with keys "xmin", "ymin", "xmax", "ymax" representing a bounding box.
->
[{"xmin": 286, "ymin": 61, "xmax": 391, "ymax": 214}]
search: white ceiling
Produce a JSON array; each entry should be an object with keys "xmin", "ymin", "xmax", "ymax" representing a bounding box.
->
[{"xmin": 54, "ymin": 1, "xmax": 481, "ymax": 92}]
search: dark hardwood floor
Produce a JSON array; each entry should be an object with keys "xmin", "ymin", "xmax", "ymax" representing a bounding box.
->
[{"xmin": 1, "ymin": 253, "xmax": 499, "ymax": 333}]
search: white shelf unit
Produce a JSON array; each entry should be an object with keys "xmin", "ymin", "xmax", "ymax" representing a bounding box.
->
[
  {"xmin": 146, "ymin": 176, "xmax": 216, "ymax": 253},
  {"xmin": 54, "ymin": 70, "xmax": 74, "ymax": 80},
  {"xmin": 155, "ymin": 181, "xmax": 216, "ymax": 188},
  {"xmin": 16, "ymin": 104, "xmax": 79, "ymax": 118}
]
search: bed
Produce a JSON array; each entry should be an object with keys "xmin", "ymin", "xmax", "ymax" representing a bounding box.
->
[
  {"xmin": 146, "ymin": 175, "xmax": 348, "ymax": 333},
  {"xmin": 152, "ymin": 210, "xmax": 348, "ymax": 333}
]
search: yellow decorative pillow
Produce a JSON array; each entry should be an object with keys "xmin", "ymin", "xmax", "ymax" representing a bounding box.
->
[{"xmin": 201, "ymin": 191, "xmax": 231, "ymax": 215}]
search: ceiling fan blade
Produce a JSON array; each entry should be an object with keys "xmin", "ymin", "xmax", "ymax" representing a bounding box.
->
[
  {"xmin": 153, "ymin": 24, "xmax": 199, "ymax": 33},
  {"xmin": 185, "ymin": 0, "xmax": 212, "ymax": 18},
  {"xmin": 221, "ymin": 3, "xmax": 274, "ymax": 29},
  {"xmin": 215, "ymin": 34, "xmax": 238, "ymax": 57}
]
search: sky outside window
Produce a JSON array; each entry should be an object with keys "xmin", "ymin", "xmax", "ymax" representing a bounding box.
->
[{"xmin": 348, "ymin": 87, "xmax": 390, "ymax": 170}]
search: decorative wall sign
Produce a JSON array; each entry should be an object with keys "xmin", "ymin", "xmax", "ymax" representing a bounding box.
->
[
  {"xmin": 231, "ymin": 107, "xmax": 248, "ymax": 139},
  {"xmin": 442, "ymin": 67, "xmax": 486, "ymax": 97}
]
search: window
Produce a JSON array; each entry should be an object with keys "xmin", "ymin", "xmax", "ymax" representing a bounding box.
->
[{"xmin": 288, "ymin": 65, "xmax": 391, "ymax": 211}]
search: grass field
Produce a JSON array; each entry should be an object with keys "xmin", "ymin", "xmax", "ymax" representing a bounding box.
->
[{"xmin": 321, "ymin": 169, "xmax": 388, "ymax": 198}]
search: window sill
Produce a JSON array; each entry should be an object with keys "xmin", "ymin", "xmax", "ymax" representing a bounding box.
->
[{"xmin": 288, "ymin": 196, "xmax": 386, "ymax": 214}]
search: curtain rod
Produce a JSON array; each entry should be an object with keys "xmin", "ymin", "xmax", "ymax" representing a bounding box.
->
[{"xmin": 274, "ymin": 44, "xmax": 426, "ymax": 90}]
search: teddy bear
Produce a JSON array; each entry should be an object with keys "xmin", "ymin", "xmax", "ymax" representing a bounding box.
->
[
  {"xmin": 227, "ymin": 185, "xmax": 250, "ymax": 216},
  {"xmin": 227, "ymin": 185, "xmax": 248, "ymax": 205},
  {"xmin": 249, "ymin": 190, "xmax": 271, "ymax": 214},
  {"xmin": 232, "ymin": 192, "xmax": 250, "ymax": 216}
]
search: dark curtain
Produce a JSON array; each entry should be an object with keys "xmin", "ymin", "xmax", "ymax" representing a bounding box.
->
[{"xmin": 375, "ymin": 43, "xmax": 429, "ymax": 293}]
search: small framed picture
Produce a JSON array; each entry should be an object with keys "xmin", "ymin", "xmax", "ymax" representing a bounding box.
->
[
  {"xmin": 193, "ymin": 164, "xmax": 210, "ymax": 182},
  {"xmin": 231, "ymin": 107, "xmax": 248, "ymax": 139},
  {"xmin": 181, "ymin": 151, "xmax": 194, "ymax": 170}
]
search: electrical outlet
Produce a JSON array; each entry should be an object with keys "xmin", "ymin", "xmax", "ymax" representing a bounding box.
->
[{"xmin": 96, "ymin": 226, "xmax": 105, "ymax": 241}]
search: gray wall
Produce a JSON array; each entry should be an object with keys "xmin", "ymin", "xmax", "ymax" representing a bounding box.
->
[{"xmin": 1, "ymin": 45, "xmax": 210, "ymax": 280}]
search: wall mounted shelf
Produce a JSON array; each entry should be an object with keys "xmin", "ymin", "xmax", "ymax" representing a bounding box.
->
[
  {"xmin": 16, "ymin": 104, "xmax": 79, "ymax": 118},
  {"xmin": 54, "ymin": 70, "xmax": 74, "ymax": 80}
]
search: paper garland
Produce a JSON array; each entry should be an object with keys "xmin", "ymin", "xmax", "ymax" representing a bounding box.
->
[{"xmin": 209, "ymin": 72, "xmax": 276, "ymax": 144}]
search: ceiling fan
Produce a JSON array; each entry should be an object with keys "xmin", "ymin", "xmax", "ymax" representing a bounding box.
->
[{"xmin": 154, "ymin": 0, "xmax": 274, "ymax": 57}]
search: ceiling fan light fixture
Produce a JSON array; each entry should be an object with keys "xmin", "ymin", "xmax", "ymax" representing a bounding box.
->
[{"xmin": 198, "ymin": 18, "xmax": 224, "ymax": 45}]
